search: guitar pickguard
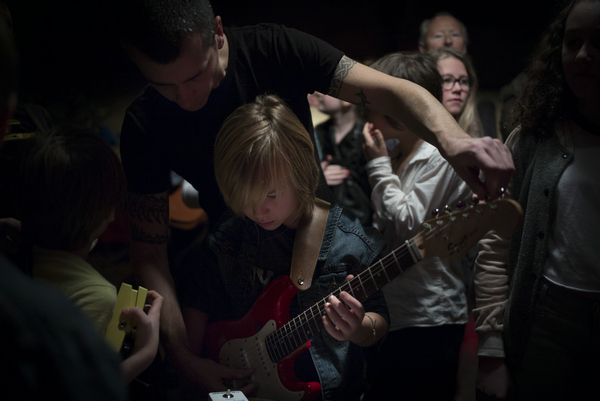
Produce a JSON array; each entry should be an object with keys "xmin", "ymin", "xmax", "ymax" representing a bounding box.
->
[
  {"xmin": 204, "ymin": 276, "xmax": 321, "ymax": 401},
  {"xmin": 219, "ymin": 320, "xmax": 304, "ymax": 400}
]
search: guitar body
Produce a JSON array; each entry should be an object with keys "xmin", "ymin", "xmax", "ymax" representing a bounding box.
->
[
  {"xmin": 204, "ymin": 275, "xmax": 322, "ymax": 401},
  {"xmin": 202, "ymin": 198, "xmax": 524, "ymax": 401}
]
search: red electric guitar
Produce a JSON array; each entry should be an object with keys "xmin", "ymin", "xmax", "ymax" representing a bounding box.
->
[{"xmin": 203, "ymin": 198, "xmax": 523, "ymax": 401}]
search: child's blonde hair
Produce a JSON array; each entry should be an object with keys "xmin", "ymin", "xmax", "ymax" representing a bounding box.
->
[{"xmin": 214, "ymin": 94, "xmax": 319, "ymax": 218}]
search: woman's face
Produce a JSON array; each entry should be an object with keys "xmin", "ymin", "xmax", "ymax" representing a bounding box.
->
[
  {"xmin": 562, "ymin": 0, "xmax": 600, "ymax": 102},
  {"xmin": 438, "ymin": 56, "xmax": 470, "ymax": 118}
]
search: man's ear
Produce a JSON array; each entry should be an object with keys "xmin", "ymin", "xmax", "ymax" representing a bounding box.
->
[
  {"xmin": 214, "ymin": 16, "xmax": 224, "ymax": 49},
  {"xmin": 418, "ymin": 42, "xmax": 427, "ymax": 54}
]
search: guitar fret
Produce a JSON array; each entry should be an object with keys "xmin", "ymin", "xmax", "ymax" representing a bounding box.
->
[
  {"xmin": 357, "ymin": 274, "xmax": 367, "ymax": 299},
  {"xmin": 368, "ymin": 268, "xmax": 378, "ymax": 291},
  {"xmin": 299, "ymin": 312, "xmax": 310, "ymax": 339},
  {"xmin": 390, "ymin": 250, "xmax": 402, "ymax": 276},
  {"xmin": 309, "ymin": 305, "xmax": 321, "ymax": 334},
  {"xmin": 279, "ymin": 326, "xmax": 290, "ymax": 358},
  {"xmin": 289, "ymin": 319, "xmax": 300, "ymax": 348},
  {"xmin": 291, "ymin": 319, "xmax": 302, "ymax": 347},
  {"xmin": 377, "ymin": 259, "xmax": 390, "ymax": 283},
  {"xmin": 273, "ymin": 330, "xmax": 283, "ymax": 361},
  {"xmin": 283, "ymin": 324, "xmax": 294, "ymax": 355}
]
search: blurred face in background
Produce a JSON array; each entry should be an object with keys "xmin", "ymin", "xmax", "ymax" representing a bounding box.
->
[
  {"xmin": 438, "ymin": 56, "xmax": 470, "ymax": 118},
  {"xmin": 310, "ymin": 92, "xmax": 353, "ymax": 115},
  {"xmin": 422, "ymin": 16, "xmax": 467, "ymax": 54}
]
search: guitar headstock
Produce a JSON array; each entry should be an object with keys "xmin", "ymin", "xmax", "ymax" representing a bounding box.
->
[{"xmin": 415, "ymin": 198, "xmax": 523, "ymax": 261}]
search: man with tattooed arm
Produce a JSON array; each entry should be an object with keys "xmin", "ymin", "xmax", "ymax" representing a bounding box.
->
[{"xmin": 117, "ymin": 0, "xmax": 514, "ymax": 393}]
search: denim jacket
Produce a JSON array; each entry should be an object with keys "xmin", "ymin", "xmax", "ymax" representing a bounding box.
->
[{"xmin": 203, "ymin": 203, "xmax": 387, "ymax": 401}]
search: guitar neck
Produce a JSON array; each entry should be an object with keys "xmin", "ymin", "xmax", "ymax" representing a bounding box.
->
[{"xmin": 266, "ymin": 238, "xmax": 422, "ymax": 362}]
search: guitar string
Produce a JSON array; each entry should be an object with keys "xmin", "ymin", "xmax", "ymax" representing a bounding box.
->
[
  {"xmin": 217, "ymin": 218, "xmax": 458, "ymax": 370},
  {"xmin": 245, "ymin": 202, "xmax": 492, "ymax": 369},
  {"xmin": 219, "ymin": 226, "xmax": 437, "ymax": 370}
]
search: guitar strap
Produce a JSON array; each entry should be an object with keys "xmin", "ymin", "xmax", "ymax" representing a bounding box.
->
[{"xmin": 290, "ymin": 198, "xmax": 331, "ymax": 291}]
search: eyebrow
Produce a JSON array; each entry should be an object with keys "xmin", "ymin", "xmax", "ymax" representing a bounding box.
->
[{"xmin": 147, "ymin": 63, "xmax": 209, "ymax": 87}]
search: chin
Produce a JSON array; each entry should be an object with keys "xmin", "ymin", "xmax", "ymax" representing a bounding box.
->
[
  {"xmin": 447, "ymin": 108, "xmax": 463, "ymax": 118},
  {"xmin": 180, "ymin": 100, "xmax": 208, "ymax": 112}
]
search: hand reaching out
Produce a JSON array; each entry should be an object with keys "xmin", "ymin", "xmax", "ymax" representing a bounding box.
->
[
  {"xmin": 441, "ymin": 136, "xmax": 514, "ymax": 200},
  {"xmin": 186, "ymin": 357, "xmax": 258, "ymax": 396},
  {"xmin": 362, "ymin": 122, "xmax": 388, "ymax": 162}
]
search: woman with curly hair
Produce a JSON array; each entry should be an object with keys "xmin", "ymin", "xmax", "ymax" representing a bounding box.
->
[
  {"xmin": 431, "ymin": 47, "xmax": 484, "ymax": 138},
  {"xmin": 473, "ymin": 0, "xmax": 600, "ymax": 399}
]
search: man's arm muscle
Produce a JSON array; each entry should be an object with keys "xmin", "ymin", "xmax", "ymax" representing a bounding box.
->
[
  {"xmin": 127, "ymin": 192, "xmax": 192, "ymax": 368},
  {"xmin": 329, "ymin": 55, "xmax": 514, "ymax": 199}
]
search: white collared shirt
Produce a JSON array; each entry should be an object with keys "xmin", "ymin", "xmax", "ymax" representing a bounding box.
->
[{"xmin": 365, "ymin": 142, "xmax": 472, "ymax": 330}]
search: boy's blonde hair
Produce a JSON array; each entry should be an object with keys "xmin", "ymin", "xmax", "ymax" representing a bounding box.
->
[{"xmin": 214, "ymin": 94, "xmax": 319, "ymax": 218}]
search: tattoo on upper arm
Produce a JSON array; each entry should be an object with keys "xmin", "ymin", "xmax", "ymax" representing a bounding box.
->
[
  {"xmin": 129, "ymin": 224, "xmax": 169, "ymax": 244},
  {"xmin": 327, "ymin": 56, "xmax": 356, "ymax": 98},
  {"xmin": 127, "ymin": 192, "xmax": 170, "ymax": 244},
  {"xmin": 127, "ymin": 192, "xmax": 169, "ymax": 224}
]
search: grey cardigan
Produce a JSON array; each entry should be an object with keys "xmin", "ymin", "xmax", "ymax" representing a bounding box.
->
[{"xmin": 473, "ymin": 124, "xmax": 573, "ymax": 377}]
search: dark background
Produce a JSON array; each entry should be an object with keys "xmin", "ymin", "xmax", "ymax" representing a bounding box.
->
[{"xmin": 5, "ymin": 0, "xmax": 562, "ymax": 124}]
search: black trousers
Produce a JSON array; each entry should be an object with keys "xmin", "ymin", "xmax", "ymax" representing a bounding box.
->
[{"xmin": 363, "ymin": 324, "xmax": 465, "ymax": 401}]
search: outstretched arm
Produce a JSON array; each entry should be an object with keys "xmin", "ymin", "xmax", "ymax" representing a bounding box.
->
[
  {"xmin": 329, "ymin": 56, "xmax": 514, "ymax": 200},
  {"xmin": 127, "ymin": 192, "xmax": 196, "ymax": 379}
]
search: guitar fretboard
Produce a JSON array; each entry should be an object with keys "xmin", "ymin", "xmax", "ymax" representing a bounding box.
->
[{"xmin": 264, "ymin": 238, "xmax": 422, "ymax": 362}]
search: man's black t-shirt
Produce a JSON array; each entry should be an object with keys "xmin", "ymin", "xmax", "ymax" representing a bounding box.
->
[{"xmin": 121, "ymin": 24, "xmax": 344, "ymax": 222}]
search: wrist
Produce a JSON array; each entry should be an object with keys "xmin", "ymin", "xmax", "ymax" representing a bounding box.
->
[{"xmin": 353, "ymin": 313, "xmax": 376, "ymax": 346}]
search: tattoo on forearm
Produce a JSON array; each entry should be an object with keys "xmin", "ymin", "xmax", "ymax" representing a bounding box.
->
[
  {"xmin": 356, "ymin": 89, "xmax": 370, "ymax": 108},
  {"xmin": 129, "ymin": 224, "xmax": 169, "ymax": 244},
  {"xmin": 127, "ymin": 192, "xmax": 169, "ymax": 225},
  {"xmin": 327, "ymin": 56, "xmax": 356, "ymax": 98}
]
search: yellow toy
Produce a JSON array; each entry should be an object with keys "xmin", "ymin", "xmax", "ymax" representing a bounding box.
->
[{"xmin": 105, "ymin": 283, "xmax": 148, "ymax": 355}]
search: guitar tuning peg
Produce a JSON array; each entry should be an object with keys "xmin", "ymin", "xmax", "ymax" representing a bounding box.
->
[
  {"xmin": 444, "ymin": 205, "xmax": 452, "ymax": 214},
  {"xmin": 431, "ymin": 208, "xmax": 440, "ymax": 217},
  {"xmin": 456, "ymin": 200, "xmax": 465, "ymax": 209},
  {"xmin": 470, "ymin": 196, "xmax": 480, "ymax": 206},
  {"xmin": 499, "ymin": 187, "xmax": 505, "ymax": 198}
]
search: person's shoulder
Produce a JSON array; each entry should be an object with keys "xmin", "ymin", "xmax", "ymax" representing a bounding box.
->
[
  {"xmin": 0, "ymin": 256, "xmax": 126, "ymax": 400},
  {"xmin": 209, "ymin": 212, "xmax": 254, "ymax": 248},
  {"xmin": 410, "ymin": 142, "xmax": 446, "ymax": 170},
  {"xmin": 124, "ymin": 85, "xmax": 182, "ymax": 130},
  {"xmin": 331, "ymin": 204, "xmax": 384, "ymax": 251}
]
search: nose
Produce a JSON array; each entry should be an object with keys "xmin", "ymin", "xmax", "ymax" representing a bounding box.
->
[
  {"xmin": 576, "ymin": 42, "xmax": 593, "ymax": 62},
  {"xmin": 450, "ymin": 80, "xmax": 462, "ymax": 92},
  {"xmin": 254, "ymin": 202, "xmax": 269, "ymax": 220},
  {"xmin": 176, "ymin": 84, "xmax": 197, "ymax": 109},
  {"xmin": 444, "ymin": 33, "xmax": 453, "ymax": 47}
]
